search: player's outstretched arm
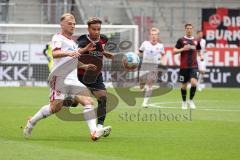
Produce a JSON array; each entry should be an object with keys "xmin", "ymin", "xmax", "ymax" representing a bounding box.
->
[
  {"xmin": 77, "ymin": 61, "xmax": 97, "ymax": 71},
  {"xmin": 103, "ymin": 50, "xmax": 114, "ymax": 59},
  {"xmin": 52, "ymin": 49, "xmax": 80, "ymax": 58},
  {"xmin": 160, "ymin": 53, "xmax": 167, "ymax": 66},
  {"xmin": 78, "ymin": 43, "xmax": 96, "ymax": 54}
]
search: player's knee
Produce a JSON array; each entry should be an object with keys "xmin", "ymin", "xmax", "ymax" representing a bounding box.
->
[
  {"xmin": 191, "ymin": 79, "xmax": 198, "ymax": 86},
  {"xmin": 181, "ymin": 83, "xmax": 187, "ymax": 89},
  {"xmin": 191, "ymin": 82, "xmax": 197, "ymax": 87},
  {"xmin": 50, "ymin": 100, "xmax": 63, "ymax": 113},
  {"xmin": 82, "ymin": 97, "xmax": 94, "ymax": 106}
]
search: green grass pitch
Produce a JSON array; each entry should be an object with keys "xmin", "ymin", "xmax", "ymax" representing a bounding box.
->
[{"xmin": 0, "ymin": 87, "xmax": 239, "ymax": 160}]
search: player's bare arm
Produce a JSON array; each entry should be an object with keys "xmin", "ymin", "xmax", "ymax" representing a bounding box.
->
[
  {"xmin": 52, "ymin": 42, "xmax": 96, "ymax": 58},
  {"xmin": 160, "ymin": 53, "xmax": 166, "ymax": 66},
  {"xmin": 77, "ymin": 61, "xmax": 97, "ymax": 71},
  {"xmin": 173, "ymin": 45, "xmax": 190, "ymax": 54},
  {"xmin": 103, "ymin": 50, "xmax": 114, "ymax": 59},
  {"xmin": 52, "ymin": 49, "xmax": 80, "ymax": 58},
  {"xmin": 80, "ymin": 42, "xmax": 96, "ymax": 53}
]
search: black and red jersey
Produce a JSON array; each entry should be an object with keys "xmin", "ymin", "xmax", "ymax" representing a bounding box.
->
[
  {"xmin": 175, "ymin": 36, "xmax": 201, "ymax": 69},
  {"xmin": 76, "ymin": 34, "xmax": 108, "ymax": 75}
]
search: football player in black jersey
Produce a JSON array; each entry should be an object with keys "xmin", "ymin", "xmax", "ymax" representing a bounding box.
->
[{"xmin": 76, "ymin": 17, "xmax": 113, "ymax": 137}]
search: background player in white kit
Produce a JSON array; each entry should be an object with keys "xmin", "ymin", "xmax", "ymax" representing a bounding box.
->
[
  {"xmin": 196, "ymin": 30, "xmax": 206, "ymax": 91},
  {"xmin": 139, "ymin": 28, "xmax": 166, "ymax": 107},
  {"xmin": 23, "ymin": 13, "xmax": 110, "ymax": 141}
]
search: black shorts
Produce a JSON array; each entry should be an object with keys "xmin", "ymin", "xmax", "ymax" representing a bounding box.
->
[
  {"xmin": 178, "ymin": 68, "xmax": 198, "ymax": 83},
  {"xmin": 78, "ymin": 73, "xmax": 106, "ymax": 92}
]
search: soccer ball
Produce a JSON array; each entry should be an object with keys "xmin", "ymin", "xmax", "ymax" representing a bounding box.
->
[{"xmin": 122, "ymin": 52, "xmax": 140, "ymax": 70}]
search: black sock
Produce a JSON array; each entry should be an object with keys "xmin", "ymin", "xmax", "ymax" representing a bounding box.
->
[
  {"xmin": 97, "ymin": 96, "xmax": 107, "ymax": 125},
  {"xmin": 181, "ymin": 89, "xmax": 187, "ymax": 101},
  {"xmin": 190, "ymin": 86, "xmax": 197, "ymax": 100}
]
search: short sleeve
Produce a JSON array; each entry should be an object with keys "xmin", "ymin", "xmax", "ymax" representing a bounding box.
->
[
  {"xmin": 175, "ymin": 38, "xmax": 183, "ymax": 49},
  {"xmin": 196, "ymin": 41, "xmax": 201, "ymax": 50},
  {"xmin": 76, "ymin": 35, "xmax": 87, "ymax": 48},
  {"xmin": 139, "ymin": 41, "xmax": 146, "ymax": 52},
  {"xmin": 51, "ymin": 34, "xmax": 63, "ymax": 51}
]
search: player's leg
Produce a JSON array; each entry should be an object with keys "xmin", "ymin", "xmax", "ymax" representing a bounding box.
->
[
  {"xmin": 78, "ymin": 72, "xmax": 111, "ymax": 137},
  {"xmin": 198, "ymin": 71, "xmax": 204, "ymax": 91},
  {"xmin": 139, "ymin": 70, "xmax": 147, "ymax": 90},
  {"xmin": 179, "ymin": 69, "xmax": 189, "ymax": 109},
  {"xmin": 180, "ymin": 83, "xmax": 188, "ymax": 109},
  {"xmin": 76, "ymin": 92, "xmax": 111, "ymax": 140},
  {"xmin": 198, "ymin": 60, "xmax": 206, "ymax": 91},
  {"xmin": 23, "ymin": 99, "xmax": 63, "ymax": 138},
  {"xmin": 75, "ymin": 90, "xmax": 97, "ymax": 132},
  {"xmin": 23, "ymin": 78, "xmax": 66, "ymax": 138},
  {"xmin": 189, "ymin": 69, "xmax": 198, "ymax": 109},
  {"xmin": 142, "ymin": 72, "xmax": 156, "ymax": 107},
  {"xmin": 92, "ymin": 89, "xmax": 107, "ymax": 127},
  {"xmin": 74, "ymin": 88, "xmax": 111, "ymax": 140}
]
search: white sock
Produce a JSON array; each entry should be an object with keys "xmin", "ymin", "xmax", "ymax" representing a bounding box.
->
[
  {"xmin": 198, "ymin": 74, "xmax": 203, "ymax": 85},
  {"xmin": 143, "ymin": 97, "xmax": 149, "ymax": 105},
  {"xmin": 143, "ymin": 86, "xmax": 152, "ymax": 104},
  {"xmin": 83, "ymin": 105, "xmax": 97, "ymax": 133},
  {"xmin": 28, "ymin": 104, "xmax": 51, "ymax": 128}
]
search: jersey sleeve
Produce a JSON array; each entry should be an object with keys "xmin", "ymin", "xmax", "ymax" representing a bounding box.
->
[
  {"xmin": 76, "ymin": 35, "xmax": 87, "ymax": 48},
  {"xmin": 51, "ymin": 34, "xmax": 63, "ymax": 51},
  {"xmin": 139, "ymin": 41, "xmax": 146, "ymax": 52},
  {"xmin": 175, "ymin": 38, "xmax": 183, "ymax": 49},
  {"xmin": 196, "ymin": 40, "xmax": 201, "ymax": 51}
]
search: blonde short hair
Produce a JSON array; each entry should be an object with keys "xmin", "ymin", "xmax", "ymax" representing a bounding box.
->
[
  {"xmin": 150, "ymin": 27, "xmax": 160, "ymax": 33},
  {"xmin": 60, "ymin": 13, "xmax": 75, "ymax": 22}
]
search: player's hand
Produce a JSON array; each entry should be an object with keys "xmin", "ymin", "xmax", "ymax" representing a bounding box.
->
[
  {"xmin": 182, "ymin": 44, "xmax": 191, "ymax": 51},
  {"xmin": 84, "ymin": 64, "xmax": 97, "ymax": 71},
  {"xmin": 81, "ymin": 43, "xmax": 96, "ymax": 53}
]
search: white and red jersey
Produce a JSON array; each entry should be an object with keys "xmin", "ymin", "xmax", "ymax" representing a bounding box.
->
[
  {"xmin": 139, "ymin": 41, "xmax": 165, "ymax": 64},
  {"xmin": 48, "ymin": 33, "xmax": 86, "ymax": 101},
  {"xmin": 50, "ymin": 33, "xmax": 78, "ymax": 80}
]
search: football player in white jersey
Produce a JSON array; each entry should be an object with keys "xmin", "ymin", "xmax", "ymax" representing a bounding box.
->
[
  {"xmin": 23, "ymin": 13, "xmax": 111, "ymax": 141},
  {"xmin": 139, "ymin": 28, "xmax": 166, "ymax": 107},
  {"xmin": 196, "ymin": 30, "xmax": 206, "ymax": 91}
]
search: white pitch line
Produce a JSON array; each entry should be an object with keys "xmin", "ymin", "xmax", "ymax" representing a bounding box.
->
[{"xmin": 147, "ymin": 102, "xmax": 240, "ymax": 112}]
